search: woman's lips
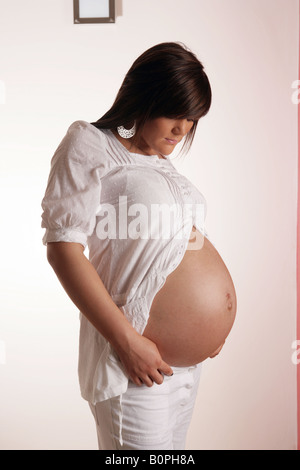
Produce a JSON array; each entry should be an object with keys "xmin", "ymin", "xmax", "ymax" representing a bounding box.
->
[{"xmin": 165, "ymin": 138, "xmax": 178, "ymax": 145}]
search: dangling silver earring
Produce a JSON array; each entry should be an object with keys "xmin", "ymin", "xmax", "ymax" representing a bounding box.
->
[{"xmin": 117, "ymin": 122, "xmax": 136, "ymax": 139}]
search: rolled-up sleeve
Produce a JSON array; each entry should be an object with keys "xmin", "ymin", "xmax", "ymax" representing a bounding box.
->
[{"xmin": 41, "ymin": 121, "xmax": 105, "ymax": 249}]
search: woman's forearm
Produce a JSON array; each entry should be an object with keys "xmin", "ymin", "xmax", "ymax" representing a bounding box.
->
[
  {"xmin": 46, "ymin": 242, "xmax": 134, "ymax": 347},
  {"xmin": 46, "ymin": 242, "xmax": 173, "ymax": 386}
]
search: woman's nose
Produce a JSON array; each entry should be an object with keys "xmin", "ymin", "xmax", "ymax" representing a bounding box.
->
[{"xmin": 172, "ymin": 120, "xmax": 191, "ymax": 136}]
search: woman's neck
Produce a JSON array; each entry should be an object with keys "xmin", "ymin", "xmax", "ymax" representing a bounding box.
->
[{"xmin": 111, "ymin": 129, "xmax": 166, "ymax": 159}]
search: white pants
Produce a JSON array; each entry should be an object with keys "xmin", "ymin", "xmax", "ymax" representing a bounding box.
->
[{"xmin": 89, "ymin": 364, "xmax": 201, "ymax": 450}]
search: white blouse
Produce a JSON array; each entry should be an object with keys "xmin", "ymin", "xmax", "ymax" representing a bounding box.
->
[{"xmin": 41, "ymin": 120, "xmax": 208, "ymax": 404}]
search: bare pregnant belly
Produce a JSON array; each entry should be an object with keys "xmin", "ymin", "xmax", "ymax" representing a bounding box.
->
[{"xmin": 143, "ymin": 228, "xmax": 237, "ymax": 366}]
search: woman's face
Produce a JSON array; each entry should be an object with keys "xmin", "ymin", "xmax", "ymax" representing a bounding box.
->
[{"xmin": 138, "ymin": 117, "xmax": 195, "ymax": 156}]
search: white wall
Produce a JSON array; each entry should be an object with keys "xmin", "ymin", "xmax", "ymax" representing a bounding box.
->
[{"xmin": 0, "ymin": 0, "xmax": 298, "ymax": 450}]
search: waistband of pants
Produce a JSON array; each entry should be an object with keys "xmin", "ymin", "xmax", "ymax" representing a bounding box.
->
[{"xmin": 170, "ymin": 364, "xmax": 198, "ymax": 373}]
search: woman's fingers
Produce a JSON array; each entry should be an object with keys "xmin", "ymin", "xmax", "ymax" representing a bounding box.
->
[
  {"xmin": 133, "ymin": 375, "xmax": 153, "ymax": 387},
  {"xmin": 135, "ymin": 366, "xmax": 173, "ymax": 388},
  {"xmin": 159, "ymin": 360, "xmax": 174, "ymax": 378},
  {"xmin": 209, "ymin": 342, "xmax": 225, "ymax": 358},
  {"xmin": 117, "ymin": 332, "xmax": 174, "ymax": 387}
]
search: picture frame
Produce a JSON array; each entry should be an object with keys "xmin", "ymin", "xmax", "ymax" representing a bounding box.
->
[{"xmin": 73, "ymin": 0, "xmax": 115, "ymax": 24}]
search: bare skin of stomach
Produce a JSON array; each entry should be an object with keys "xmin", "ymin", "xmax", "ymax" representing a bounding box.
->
[{"xmin": 143, "ymin": 228, "xmax": 237, "ymax": 367}]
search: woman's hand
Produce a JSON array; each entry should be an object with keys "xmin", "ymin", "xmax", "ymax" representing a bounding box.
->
[
  {"xmin": 46, "ymin": 242, "xmax": 173, "ymax": 387},
  {"xmin": 113, "ymin": 330, "xmax": 173, "ymax": 387},
  {"xmin": 209, "ymin": 342, "xmax": 225, "ymax": 358},
  {"xmin": 47, "ymin": 242, "xmax": 173, "ymax": 387}
]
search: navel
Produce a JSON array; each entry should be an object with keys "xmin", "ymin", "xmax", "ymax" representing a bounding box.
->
[{"xmin": 226, "ymin": 292, "xmax": 233, "ymax": 311}]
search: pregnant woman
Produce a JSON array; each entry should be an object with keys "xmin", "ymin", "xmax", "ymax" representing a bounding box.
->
[{"xmin": 41, "ymin": 42, "xmax": 236, "ymax": 450}]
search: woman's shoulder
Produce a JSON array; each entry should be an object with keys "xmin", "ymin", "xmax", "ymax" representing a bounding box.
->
[
  {"xmin": 67, "ymin": 120, "xmax": 110, "ymax": 152},
  {"xmin": 66, "ymin": 120, "xmax": 107, "ymax": 144},
  {"xmin": 53, "ymin": 120, "xmax": 111, "ymax": 171}
]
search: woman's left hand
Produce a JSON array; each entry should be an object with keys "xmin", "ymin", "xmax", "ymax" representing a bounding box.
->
[{"xmin": 209, "ymin": 342, "xmax": 225, "ymax": 358}]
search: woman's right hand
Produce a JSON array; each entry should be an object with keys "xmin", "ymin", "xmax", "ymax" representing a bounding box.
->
[
  {"xmin": 46, "ymin": 242, "xmax": 172, "ymax": 387},
  {"xmin": 113, "ymin": 330, "xmax": 173, "ymax": 387}
]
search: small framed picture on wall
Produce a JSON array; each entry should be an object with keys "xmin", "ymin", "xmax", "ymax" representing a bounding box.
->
[{"xmin": 73, "ymin": 0, "xmax": 115, "ymax": 24}]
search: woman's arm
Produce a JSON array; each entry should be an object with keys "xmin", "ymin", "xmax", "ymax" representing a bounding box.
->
[{"xmin": 47, "ymin": 242, "xmax": 173, "ymax": 386}]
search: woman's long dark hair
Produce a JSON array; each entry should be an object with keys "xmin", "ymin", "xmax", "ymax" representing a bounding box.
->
[{"xmin": 91, "ymin": 42, "xmax": 212, "ymax": 154}]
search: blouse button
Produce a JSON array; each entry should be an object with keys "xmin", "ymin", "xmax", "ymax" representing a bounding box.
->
[
  {"xmin": 178, "ymin": 245, "xmax": 184, "ymax": 255},
  {"xmin": 182, "ymin": 187, "xmax": 191, "ymax": 196}
]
